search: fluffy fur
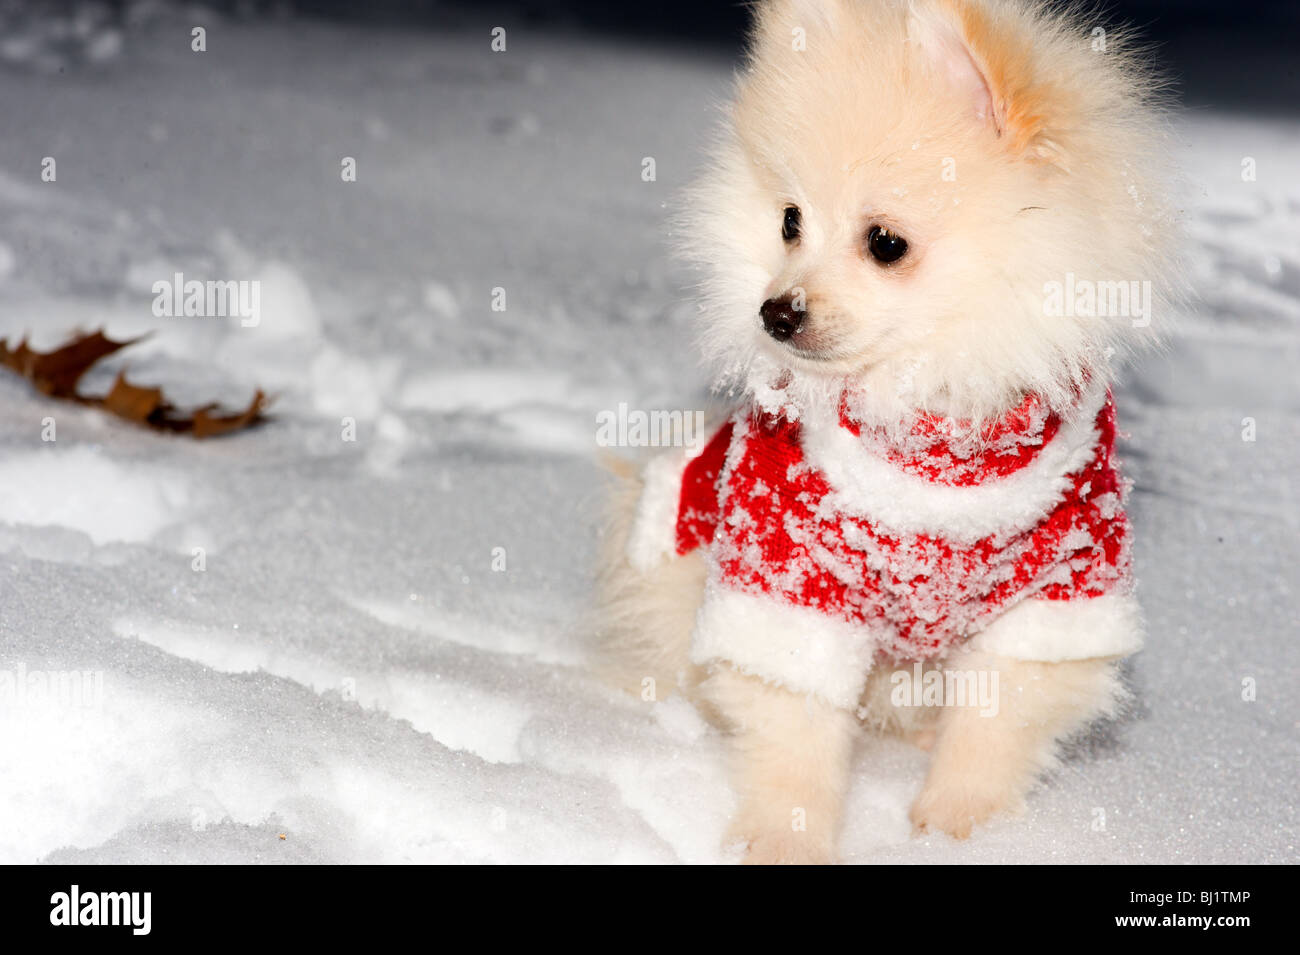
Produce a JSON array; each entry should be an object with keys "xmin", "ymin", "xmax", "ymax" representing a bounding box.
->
[
  {"xmin": 595, "ymin": 0, "xmax": 1180, "ymax": 864},
  {"xmin": 682, "ymin": 0, "xmax": 1180, "ymax": 426}
]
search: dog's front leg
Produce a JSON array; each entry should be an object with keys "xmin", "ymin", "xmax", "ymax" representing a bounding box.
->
[
  {"xmin": 910, "ymin": 649, "xmax": 1122, "ymax": 839},
  {"xmin": 700, "ymin": 665, "xmax": 858, "ymax": 865}
]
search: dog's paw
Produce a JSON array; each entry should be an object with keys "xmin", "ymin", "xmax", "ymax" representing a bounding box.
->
[
  {"xmin": 909, "ymin": 781, "xmax": 1020, "ymax": 840},
  {"xmin": 727, "ymin": 811, "xmax": 835, "ymax": 865},
  {"xmin": 731, "ymin": 828, "xmax": 834, "ymax": 866}
]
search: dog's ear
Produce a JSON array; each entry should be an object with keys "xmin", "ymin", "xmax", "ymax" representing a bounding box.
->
[
  {"xmin": 907, "ymin": 0, "xmax": 997, "ymax": 127},
  {"xmin": 907, "ymin": 0, "xmax": 1066, "ymax": 165}
]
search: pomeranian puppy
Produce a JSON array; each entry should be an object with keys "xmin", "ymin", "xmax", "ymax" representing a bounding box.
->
[{"xmin": 597, "ymin": 0, "xmax": 1179, "ymax": 864}]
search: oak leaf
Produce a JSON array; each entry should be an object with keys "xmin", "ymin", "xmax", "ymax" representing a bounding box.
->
[{"xmin": 0, "ymin": 329, "xmax": 269, "ymax": 438}]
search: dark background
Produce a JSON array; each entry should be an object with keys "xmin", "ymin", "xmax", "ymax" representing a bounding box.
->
[
  {"xmin": 201, "ymin": 0, "xmax": 1300, "ymax": 116},
  {"xmin": 72, "ymin": 1, "xmax": 1300, "ymax": 115}
]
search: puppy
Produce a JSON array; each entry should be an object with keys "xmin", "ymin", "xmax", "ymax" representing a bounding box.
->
[{"xmin": 597, "ymin": 0, "xmax": 1179, "ymax": 864}]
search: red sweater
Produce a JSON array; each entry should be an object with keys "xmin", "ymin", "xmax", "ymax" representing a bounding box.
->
[{"xmin": 629, "ymin": 385, "xmax": 1135, "ymax": 698}]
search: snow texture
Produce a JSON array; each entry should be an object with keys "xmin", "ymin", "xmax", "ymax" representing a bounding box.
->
[{"xmin": 0, "ymin": 4, "xmax": 1296, "ymax": 863}]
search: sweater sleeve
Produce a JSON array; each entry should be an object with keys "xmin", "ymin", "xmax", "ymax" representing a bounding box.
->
[
  {"xmin": 967, "ymin": 592, "xmax": 1143, "ymax": 662},
  {"xmin": 685, "ymin": 415, "xmax": 880, "ymax": 709},
  {"xmin": 689, "ymin": 583, "xmax": 880, "ymax": 709},
  {"xmin": 625, "ymin": 420, "xmax": 732, "ymax": 571}
]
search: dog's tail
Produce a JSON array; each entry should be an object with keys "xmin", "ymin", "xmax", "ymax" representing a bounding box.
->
[{"xmin": 587, "ymin": 449, "xmax": 707, "ymax": 702}]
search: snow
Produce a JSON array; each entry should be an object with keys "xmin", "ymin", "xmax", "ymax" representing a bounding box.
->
[
  {"xmin": 0, "ymin": 6, "xmax": 1296, "ymax": 864},
  {"xmin": 0, "ymin": 447, "xmax": 189, "ymax": 545}
]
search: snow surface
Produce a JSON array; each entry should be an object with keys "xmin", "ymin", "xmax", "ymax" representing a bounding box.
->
[{"xmin": 0, "ymin": 7, "xmax": 1296, "ymax": 864}]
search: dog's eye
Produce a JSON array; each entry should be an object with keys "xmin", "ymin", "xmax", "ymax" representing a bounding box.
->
[
  {"xmin": 781, "ymin": 205, "xmax": 801, "ymax": 242},
  {"xmin": 866, "ymin": 225, "xmax": 908, "ymax": 264}
]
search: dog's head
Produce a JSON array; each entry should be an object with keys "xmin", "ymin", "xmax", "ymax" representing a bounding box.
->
[{"xmin": 683, "ymin": 0, "xmax": 1180, "ymax": 423}]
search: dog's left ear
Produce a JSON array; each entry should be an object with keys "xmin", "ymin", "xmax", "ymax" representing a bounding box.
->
[{"xmin": 907, "ymin": 0, "xmax": 1065, "ymax": 166}]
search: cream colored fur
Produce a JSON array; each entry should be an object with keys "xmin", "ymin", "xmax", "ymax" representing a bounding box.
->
[
  {"xmin": 591, "ymin": 458, "xmax": 708, "ymax": 702},
  {"xmin": 683, "ymin": 0, "xmax": 1181, "ymax": 426},
  {"xmin": 702, "ymin": 666, "xmax": 859, "ymax": 864},
  {"xmin": 908, "ymin": 646, "xmax": 1123, "ymax": 839},
  {"xmin": 595, "ymin": 0, "xmax": 1176, "ymax": 863},
  {"xmin": 597, "ymin": 532, "xmax": 1123, "ymax": 862}
]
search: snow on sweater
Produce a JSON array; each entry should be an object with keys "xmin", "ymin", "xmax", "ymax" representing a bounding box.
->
[{"xmin": 628, "ymin": 382, "xmax": 1142, "ymax": 708}]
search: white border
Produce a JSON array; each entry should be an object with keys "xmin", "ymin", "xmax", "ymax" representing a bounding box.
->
[
  {"xmin": 691, "ymin": 587, "xmax": 879, "ymax": 708},
  {"xmin": 626, "ymin": 447, "xmax": 696, "ymax": 571},
  {"xmin": 803, "ymin": 383, "xmax": 1111, "ymax": 544},
  {"xmin": 970, "ymin": 593, "xmax": 1143, "ymax": 661}
]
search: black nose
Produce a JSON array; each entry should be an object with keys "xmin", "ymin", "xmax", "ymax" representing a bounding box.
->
[{"xmin": 760, "ymin": 295, "xmax": 804, "ymax": 342}]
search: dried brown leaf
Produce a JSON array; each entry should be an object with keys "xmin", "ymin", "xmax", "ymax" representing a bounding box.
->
[
  {"xmin": 0, "ymin": 329, "xmax": 269, "ymax": 438},
  {"xmin": 0, "ymin": 330, "xmax": 139, "ymax": 397},
  {"xmin": 101, "ymin": 370, "xmax": 167, "ymax": 423}
]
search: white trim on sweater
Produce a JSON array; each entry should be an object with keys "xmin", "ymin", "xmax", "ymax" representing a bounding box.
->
[
  {"xmin": 804, "ymin": 383, "xmax": 1110, "ymax": 544},
  {"xmin": 969, "ymin": 593, "xmax": 1143, "ymax": 662},
  {"xmin": 627, "ymin": 447, "xmax": 695, "ymax": 571},
  {"xmin": 690, "ymin": 586, "xmax": 879, "ymax": 708}
]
